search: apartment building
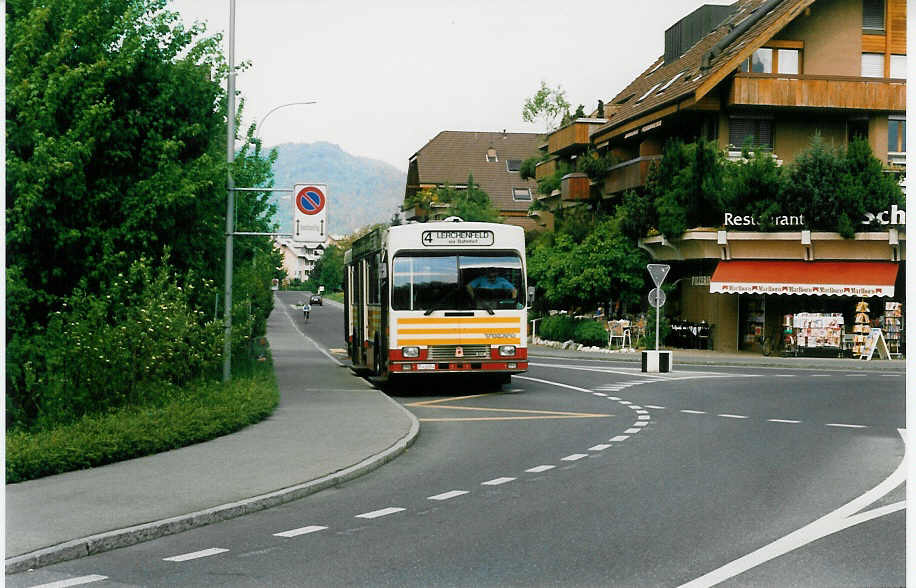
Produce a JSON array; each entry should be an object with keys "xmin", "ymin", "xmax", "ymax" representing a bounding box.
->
[
  {"xmin": 539, "ymin": 0, "xmax": 906, "ymax": 354},
  {"xmin": 404, "ymin": 131, "xmax": 546, "ymax": 231}
]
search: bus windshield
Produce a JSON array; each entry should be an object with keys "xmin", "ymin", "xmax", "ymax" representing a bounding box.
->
[{"xmin": 391, "ymin": 252, "xmax": 525, "ymax": 312}]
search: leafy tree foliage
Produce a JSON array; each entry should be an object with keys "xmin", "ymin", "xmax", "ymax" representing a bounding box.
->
[
  {"xmin": 407, "ymin": 177, "xmax": 502, "ymax": 223},
  {"xmin": 521, "ymin": 81, "xmax": 571, "ymax": 133},
  {"xmin": 308, "ymin": 244, "xmax": 345, "ymax": 293},
  {"xmin": 6, "ymin": 0, "xmax": 279, "ymax": 427},
  {"xmin": 650, "ymin": 139, "xmax": 724, "ymax": 236},
  {"xmin": 527, "ymin": 217, "xmax": 647, "ymax": 313}
]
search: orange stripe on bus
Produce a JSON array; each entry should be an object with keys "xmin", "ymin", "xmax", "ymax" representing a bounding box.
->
[
  {"xmin": 397, "ymin": 328, "xmax": 521, "ymax": 335},
  {"xmin": 397, "ymin": 317, "xmax": 522, "ymax": 325},
  {"xmin": 396, "ymin": 338, "xmax": 521, "ymax": 345}
]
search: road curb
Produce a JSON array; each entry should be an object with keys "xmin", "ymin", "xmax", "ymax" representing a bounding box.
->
[{"xmin": 5, "ymin": 393, "xmax": 420, "ymax": 575}]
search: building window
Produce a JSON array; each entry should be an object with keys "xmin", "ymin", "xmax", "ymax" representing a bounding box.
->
[
  {"xmin": 729, "ymin": 117, "xmax": 773, "ymax": 149},
  {"xmin": 739, "ymin": 48, "xmax": 801, "ymax": 74},
  {"xmin": 862, "ymin": 0, "xmax": 885, "ymax": 32},
  {"xmin": 512, "ymin": 187, "xmax": 532, "ymax": 201},
  {"xmin": 861, "ymin": 52, "xmax": 885, "ymax": 77},
  {"xmin": 486, "ymin": 148, "xmax": 498, "ymax": 162},
  {"xmin": 888, "ymin": 117, "xmax": 905, "ymax": 153},
  {"xmin": 506, "ymin": 159, "xmax": 522, "ymax": 172},
  {"xmin": 890, "ymin": 54, "xmax": 906, "ymax": 78}
]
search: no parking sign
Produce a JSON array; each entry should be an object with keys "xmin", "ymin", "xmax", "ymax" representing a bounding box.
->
[{"xmin": 292, "ymin": 183, "xmax": 328, "ymax": 243}]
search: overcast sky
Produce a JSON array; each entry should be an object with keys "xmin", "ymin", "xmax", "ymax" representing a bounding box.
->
[{"xmin": 169, "ymin": 0, "xmax": 722, "ymax": 172}]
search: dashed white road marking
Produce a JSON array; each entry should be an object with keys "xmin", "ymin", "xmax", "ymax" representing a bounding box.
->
[
  {"xmin": 681, "ymin": 410, "xmax": 707, "ymax": 414},
  {"xmin": 637, "ymin": 414, "xmax": 651, "ymax": 420},
  {"xmin": 624, "ymin": 428, "xmax": 642, "ymax": 434},
  {"xmin": 718, "ymin": 414, "xmax": 749, "ymax": 419},
  {"xmin": 482, "ymin": 477, "xmax": 516, "ymax": 486},
  {"xmin": 618, "ymin": 400, "xmax": 632, "ymax": 405},
  {"xmin": 428, "ymin": 490, "xmax": 469, "ymax": 501},
  {"xmin": 609, "ymin": 435, "xmax": 630, "ymax": 442},
  {"xmin": 768, "ymin": 419, "xmax": 801, "ymax": 424},
  {"xmin": 826, "ymin": 423, "xmax": 868, "ymax": 429},
  {"xmin": 274, "ymin": 525, "xmax": 328, "ymax": 538},
  {"xmin": 562, "ymin": 454, "xmax": 588, "ymax": 461},
  {"xmin": 355, "ymin": 507, "xmax": 405, "ymax": 519},
  {"xmin": 632, "ymin": 421, "xmax": 649, "ymax": 427},
  {"xmin": 589, "ymin": 444, "xmax": 612, "ymax": 451},
  {"xmin": 592, "ymin": 392, "xmax": 607, "ymax": 396},
  {"xmin": 526, "ymin": 465, "xmax": 555, "ymax": 473},
  {"xmin": 646, "ymin": 405, "xmax": 666, "ymax": 409},
  {"xmin": 30, "ymin": 576, "xmax": 109, "ymax": 588},
  {"xmin": 163, "ymin": 548, "xmax": 229, "ymax": 562},
  {"xmin": 635, "ymin": 409, "xmax": 649, "ymax": 414},
  {"xmin": 846, "ymin": 374, "xmax": 868, "ymax": 377}
]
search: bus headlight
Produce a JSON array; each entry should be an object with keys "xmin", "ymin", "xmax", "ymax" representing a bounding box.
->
[
  {"xmin": 402, "ymin": 346, "xmax": 420, "ymax": 358},
  {"xmin": 498, "ymin": 345, "xmax": 516, "ymax": 357}
]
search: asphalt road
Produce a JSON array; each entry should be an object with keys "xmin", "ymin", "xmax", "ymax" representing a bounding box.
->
[{"xmin": 11, "ymin": 297, "xmax": 905, "ymax": 587}]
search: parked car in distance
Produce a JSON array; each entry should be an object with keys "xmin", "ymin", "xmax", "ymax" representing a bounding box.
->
[{"xmin": 310, "ymin": 294, "xmax": 322, "ymax": 305}]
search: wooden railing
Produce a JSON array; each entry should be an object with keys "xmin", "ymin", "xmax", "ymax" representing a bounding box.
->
[
  {"xmin": 602, "ymin": 155, "xmax": 661, "ymax": 195},
  {"xmin": 729, "ymin": 73, "xmax": 905, "ymax": 111}
]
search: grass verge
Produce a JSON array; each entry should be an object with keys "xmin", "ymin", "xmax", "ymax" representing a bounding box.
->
[{"xmin": 6, "ymin": 355, "xmax": 279, "ymax": 484}]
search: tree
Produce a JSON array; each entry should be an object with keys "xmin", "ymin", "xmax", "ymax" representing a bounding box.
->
[
  {"xmin": 649, "ymin": 139, "xmax": 725, "ymax": 237},
  {"xmin": 308, "ymin": 244, "xmax": 345, "ymax": 293},
  {"xmin": 522, "ymin": 81, "xmax": 571, "ymax": 133}
]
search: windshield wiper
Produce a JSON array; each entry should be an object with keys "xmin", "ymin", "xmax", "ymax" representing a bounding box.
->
[
  {"xmin": 423, "ymin": 300, "xmax": 450, "ymax": 316},
  {"xmin": 478, "ymin": 302, "xmax": 495, "ymax": 316}
]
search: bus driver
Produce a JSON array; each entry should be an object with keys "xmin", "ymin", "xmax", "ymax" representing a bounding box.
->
[{"xmin": 466, "ymin": 269, "xmax": 517, "ymax": 302}]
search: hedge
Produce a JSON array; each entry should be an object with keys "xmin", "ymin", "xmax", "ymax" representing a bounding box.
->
[
  {"xmin": 539, "ymin": 315, "xmax": 609, "ymax": 348},
  {"xmin": 6, "ymin": 357, "xmax": 279, "ymax": 483}
]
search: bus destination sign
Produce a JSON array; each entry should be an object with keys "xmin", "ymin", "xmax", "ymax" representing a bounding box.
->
[{"xmin": 422, "ymin": 230, "xmax": 494, "ymax": 247}]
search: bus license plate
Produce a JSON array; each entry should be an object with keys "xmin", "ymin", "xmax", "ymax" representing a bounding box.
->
[{"xmin": 417, "ymin": 363, "xmax": 436, "ymax": 371}]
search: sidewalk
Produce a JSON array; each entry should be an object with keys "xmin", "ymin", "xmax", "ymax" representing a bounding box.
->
[
  {"xmin": 5, "ymin": 300, "xmax": 419, "ymax": 574},
  {"xmin": 529, "ymin": 342, "xmax": 907, "ymax": 371}
]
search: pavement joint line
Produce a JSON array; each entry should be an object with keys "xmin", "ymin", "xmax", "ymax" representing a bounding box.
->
[
  {"xmin": 273, "ymin": 526, "xmax": 328, "ymax": 538},
  {"xmin": 163, "ymin": 547, "xmax": 229, "ymax": 562}
]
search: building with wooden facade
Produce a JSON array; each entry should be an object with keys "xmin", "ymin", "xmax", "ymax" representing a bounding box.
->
[{"xmin": 539, "ymin": 0, "xmax": 906, "ymax": 354}]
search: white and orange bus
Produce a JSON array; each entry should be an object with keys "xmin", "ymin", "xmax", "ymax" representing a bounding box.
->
[{"xmin": 344, "ymin": 219, "xmax": 528, "ymax": 384}]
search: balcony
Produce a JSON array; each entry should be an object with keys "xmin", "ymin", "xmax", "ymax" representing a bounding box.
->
[
  {"xmin": 728, "ymin": 73, "xmax": 905, "ymax": 111},
  {"xmin": 602, "ymin": 155, "xmax": 662, "ymax": 195},
  {"xmin": 547, "ymin": 118, "xmax": 606, "ymax": 156},
  {"xmin": 561, "ymin": 173, "xmax": 590, "ymax": 202},
  {"xmin": 535, "ymin": 157, "xmax": 557, "ymax": 181}
]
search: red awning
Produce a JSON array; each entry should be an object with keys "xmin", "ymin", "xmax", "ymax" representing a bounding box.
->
[{"xmin": 710, "ymin": 261, "xmax": 899, "ymax": 297}]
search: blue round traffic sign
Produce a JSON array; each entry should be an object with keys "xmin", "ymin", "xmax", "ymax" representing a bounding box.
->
[{"xmin": 296, "ymin": 186, "xmax": 326, "ymax": 215}]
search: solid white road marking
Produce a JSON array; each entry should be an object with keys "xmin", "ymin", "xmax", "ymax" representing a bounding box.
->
[
  {"xmin": 592, "ymin": 392, "xmax": 607, "ymax": 396},
  {"xmin": 526, "ymin": 465, "xmax": 555, "ymax": 473},
  {"xmin": 31, "ymin": 576, "xmax": 109, "ymax": 588},
  {"xmin": 589, "ymin": 444, "xmax": 612, "ymax": 451},
  {"xmin": 679, "ymin": 429, "xmax": 907, "ymax": 588},
  {"xmin": 609, "ymin": 435, "xmax": 629, "ymax": 442},
  {"xmin": 826, "ymin": 423, "xmax": 868, "ymax": 429},
  {"xmin": 624, "ymin": 428, "xmax": 642, "ymax": 434},
  {"xmin": 163, "ymin": 548, "xmax": 229, "ymax": 562},
  {"xmin": 482, "ymin": 477, "xmax": 516, "ymax": 486},
  {"xmin": 562, "ymin": 454, "xmax": 588, "ymax": 461},
  {"xmin": 428, "ymin": 490, "xmax": 469, "ymax": 501},
  {"xmin": 768, "ymin": 419, "xmax": 801, "ymax": 424},
  {"xmin": 355, "ymin": 507, "xmax": 405, "ymax": 519},
  {"xmin": 718, "ymin": 414, "xmax": 749, "ymax": 419},
  {"xmin": 681, "ymin": 410, "xmax": 707, "ymax": 414},
  {"xmin": 274, "ymin": 525, "xmax": 328, "ymax": 538}
]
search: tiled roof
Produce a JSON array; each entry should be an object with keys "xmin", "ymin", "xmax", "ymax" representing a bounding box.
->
[
  {"xmin": 410, "ymin": 131, "xmax": 543, "ymax": 213},
  {"xmin": 593, "ymin": 0, "xmax": 814, "ymax": 141}
]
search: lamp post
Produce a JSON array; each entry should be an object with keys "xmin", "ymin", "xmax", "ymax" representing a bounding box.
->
[
  {"xmin": 256, "ymin": 101, "xmax": 317, "ymax": 139},
  {"xmin": 223, "ymin": 0, "xmax": 237, "ymax": 382}
]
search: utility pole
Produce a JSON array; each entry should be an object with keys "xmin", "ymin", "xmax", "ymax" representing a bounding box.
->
[{"xmin": 222, "ymin": 0, "xmax": 237, "ymax": 382}]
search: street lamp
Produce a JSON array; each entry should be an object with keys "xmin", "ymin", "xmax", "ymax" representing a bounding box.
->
[{"xmin": 256, "ymin": 101, "xmax": 317, "ymax": 140}]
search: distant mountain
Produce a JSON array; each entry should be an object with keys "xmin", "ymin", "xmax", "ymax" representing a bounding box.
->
[{"xmin": 267, "ymin": 142, "xmax": 406, "ymax": 236}]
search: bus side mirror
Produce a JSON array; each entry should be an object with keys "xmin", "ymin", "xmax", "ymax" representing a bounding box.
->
[{"xmin": 527, "ymin": 286, "xmax": 536, "ymax": 306}]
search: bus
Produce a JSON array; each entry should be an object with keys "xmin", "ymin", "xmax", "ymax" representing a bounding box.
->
[{"xmin": 344, "ymin": 219, "xmax": 528, "ymax": 384}]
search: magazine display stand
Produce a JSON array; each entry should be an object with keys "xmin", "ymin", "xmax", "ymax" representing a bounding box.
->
[
  {"xmin": 852, "ymin": 301, "xmax": 871, "ymax": 358},
  {"xmin": 883, "ymin": 302, "xmax": 903, "ymax": 357},
  {"xmin": 784, "ymin": 313, "xmax": 844, "ymax": 356}
]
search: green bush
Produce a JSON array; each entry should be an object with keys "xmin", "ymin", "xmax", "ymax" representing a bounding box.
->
[
  {"xmin": 641, "ymin": 308, "xmax": 671, "ymax": 350},
  {"xmin": 539, "ymin": 314, "xmax": 577, "ymax": 342},
  {"xmin": 6, "ymin": 357, "xmax": 279, "ymax": 483},
  {"xmin": 574, "ymin": 320, "xmax": 609, "ymax": 347}
]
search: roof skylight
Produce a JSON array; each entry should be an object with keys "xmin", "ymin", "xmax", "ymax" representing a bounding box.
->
[
  {"xmin": 636, "ymin": 83, "xmax": 661, "ymax": 103},
  {"xmin": 657, "ymin": 71, "xmax": 686, "ymax": 93}
]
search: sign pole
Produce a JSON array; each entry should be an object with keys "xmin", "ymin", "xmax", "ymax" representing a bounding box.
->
[
  {"xmin": 656, "ymin": 306, "xmax": 660, "ymax": 352},
  {"xmin": 222, "ymin": 0, "xmax": 236, "ymax": 382}
]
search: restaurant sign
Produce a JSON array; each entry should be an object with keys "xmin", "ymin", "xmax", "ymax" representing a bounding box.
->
[{"xmin": 723, "ymin": 206, "xmax": 905, "ymax": 228}]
